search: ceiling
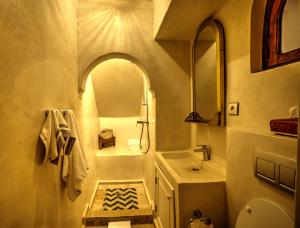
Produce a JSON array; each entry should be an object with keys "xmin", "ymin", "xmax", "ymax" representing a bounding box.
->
[{"xmin": 154, "ymin": 0, "xmax": 226, "ymax": 41}]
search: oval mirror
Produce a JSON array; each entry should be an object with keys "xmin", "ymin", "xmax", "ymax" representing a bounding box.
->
[{"xmin": 192, "ymin": 19, "xmax": 225, "ymax": 126}]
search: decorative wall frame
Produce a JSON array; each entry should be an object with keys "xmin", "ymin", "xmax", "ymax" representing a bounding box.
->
[{"xmin": 262, "ymin": 0, "xmax": 300, "ymax": 69}]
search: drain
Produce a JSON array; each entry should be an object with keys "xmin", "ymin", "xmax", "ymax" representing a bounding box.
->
[{"xmin": 192, "ymin": 167, "xmax": 200, "ymax": 171}]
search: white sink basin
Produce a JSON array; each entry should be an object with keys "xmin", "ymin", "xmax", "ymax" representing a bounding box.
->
[
  {"xmin": 156, "ymin": 151, "xmax": 225, "ymax": 183},
  {"xmin": 155, "ymin": 151, "xmax": 227, "ymax": 228}
]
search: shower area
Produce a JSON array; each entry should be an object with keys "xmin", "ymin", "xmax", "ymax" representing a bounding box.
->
[{"xmin": 87, "ymin": 57, "xmax": 156, "ymax": 185}]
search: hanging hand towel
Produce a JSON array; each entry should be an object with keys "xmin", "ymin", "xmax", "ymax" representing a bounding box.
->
[
  {"xmin": 62, "ymin": 109, "xmax": 89, "ymax": 201},
  {"xmin": 40, "ymin": 110, "xmax": 73, "ymax": 165}
]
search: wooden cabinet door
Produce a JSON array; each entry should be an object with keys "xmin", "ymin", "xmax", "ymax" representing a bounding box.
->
[{"xmin": 155, "ymin": 163, "xmax": 175, "ymax": 228}]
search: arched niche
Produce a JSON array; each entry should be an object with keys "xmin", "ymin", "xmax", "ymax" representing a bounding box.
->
[
  {"xmin": 79, "ymin": 52, "xmax": 153, "ymax": 96},
  {"xmin": 251, "ymin": 0, "xmax": 300, "ymax": 72}
]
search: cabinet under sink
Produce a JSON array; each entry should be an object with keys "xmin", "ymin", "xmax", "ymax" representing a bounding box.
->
[
  {"xmin": 154, "ymin": 151, "xmax": 226, "ymax": 228},
  {"xmin": 155, "ymin": 162, "xmax": 175, "ymax": 228}
]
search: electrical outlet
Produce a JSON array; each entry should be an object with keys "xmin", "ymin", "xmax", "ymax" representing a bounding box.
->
[{"xmin": 228, "ymin": 102, "xmax": 239, "ymax": 115}]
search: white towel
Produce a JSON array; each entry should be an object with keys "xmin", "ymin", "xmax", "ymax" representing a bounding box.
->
[
  {"xmin": 62, "ymin": 109, "xmax": 89, "ymax": 201},
  {"xmin": 40, "ymin": 110, "xmax": 72, "ymax": 165},
  {"xmin": 108, "ymin": 221, "xmax": 131, "ymax": 228},
  {"xmin": 192, "ymin": 219, "xmax": 214, "ymax": 228}
]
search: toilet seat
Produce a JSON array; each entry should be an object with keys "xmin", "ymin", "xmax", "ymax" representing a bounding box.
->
[{"xmin": 235, "ymin": 199, "xmax": 293, "ymax": 228}]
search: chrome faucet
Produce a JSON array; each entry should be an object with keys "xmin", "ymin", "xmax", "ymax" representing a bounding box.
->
[{"xmin": 193, "ymin": 145, "xmax": 210, "ymax": 161}]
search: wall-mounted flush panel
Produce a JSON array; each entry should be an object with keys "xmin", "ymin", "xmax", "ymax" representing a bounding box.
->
[
  {"xmin": 255, "ymin": 151, "xmax": 296, "ymax": 194},
  {"xmin": 228, "ymin": 102, "xmax": 239, "ymax": 115},
  {"xmin": 279, "ymin": 165, "xmax": 296, "ymax": 191},
  {"xmin": 256, "ymin": 158, "xmax": 276, "ymax": 183}
]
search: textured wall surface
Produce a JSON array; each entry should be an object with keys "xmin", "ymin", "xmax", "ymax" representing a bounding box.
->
[
  {"xmin": 216, "ymin": 0, "xmax": 300, "ymax": 131},
  {"xmin": 1, "ymin": 0, "xmax": 298, "ymax": 227},
  {"xmin": 0, "ymin": 1, "xmax": 99, "ymax": 227},
  {"xmin": 153, "ymin": 0, "xmax": 226, "ymax": 40},
  {"xmin": 192, "ymin": 0, "xmax": 300, "ymax": 226},
  {"xmin": 78, "ymin": 0, "xmax": 191, "ymax": 151},
  {"xmin": 194, "ymin": 0, "xmax": 300, "ymax": 159},
  {"xmin": 153, "ymin": 0, "xmax": 171, "ymax": 37},
  {"xmin": 226, "ymin": 129, "xmax": 296, "ymax": 227},
  {"xmin": 91, "ymin": 59, "xmax": 144, "ymax": 117},
  {"xmin": 99, "ymin": 116, "xmax": 141, "ymax": 153},
  {"xmin": 214, "ymin": 0, "xmax": 300, "ymax": 226}
]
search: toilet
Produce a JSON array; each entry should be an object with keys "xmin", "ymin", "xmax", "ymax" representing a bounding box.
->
[{"xmin": 235, "ymin": 199, "xmax": 293, "ymax": 228}]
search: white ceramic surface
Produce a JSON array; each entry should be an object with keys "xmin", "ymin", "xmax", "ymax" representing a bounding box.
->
[
  {"xmin": 96, "ymin": 154, "xmax": 145, "ymax": 180},
  {"xmin": 235, "ymin": 199, "xmax": 293, "ymax": 228},
  {"xmin": 156, "ymin": 151, "xmax": 225, "ymax": 184}
]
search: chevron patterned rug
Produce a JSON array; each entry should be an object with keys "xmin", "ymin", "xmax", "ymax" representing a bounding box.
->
[
  {"xmin": 103, "ymin": 188, "xmax": 139, "ymax": 211},
  {"xmin": 85, "ymin": 181, "xmax": 153, "ymax": 226}
]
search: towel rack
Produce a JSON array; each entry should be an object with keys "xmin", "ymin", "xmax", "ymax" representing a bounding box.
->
[{"xmin": 45, "ymin": 109, "xmax": 69, "ymax": 118}]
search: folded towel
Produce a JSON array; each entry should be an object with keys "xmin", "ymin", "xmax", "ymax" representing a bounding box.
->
[
  {"xmin": 40, "ymin": 110, "xmax": 73, "ymax": 165},
  {"xmin": 62, "ymin": 109, "xmax": 89, "ymax": 201}
]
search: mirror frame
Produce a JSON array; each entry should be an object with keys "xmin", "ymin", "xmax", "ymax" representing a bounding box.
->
[
  {"xmin": 263, "ymin": 0, "xmax": 300, "ymax": 69},
  {"xmin": 191, "ymin": 19, "xmax": 225, "ymax": 126}
]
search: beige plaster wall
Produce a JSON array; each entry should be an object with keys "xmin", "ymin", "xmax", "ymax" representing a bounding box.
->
[
  {"xmin": 195, "ymin": 0, "xmax": 300, "ymax": 158},
  {"xmin": 153, "ymin": 0, "xmax": 226, "ymax": 41},
  {"xmin": 143, "ymin": 94, "xmax": 157, "ymax": 207},
  {"xmin": 212, "ymin": 0, "xmax": 300, "ymax": 226},
  {"xmin": 91, "ymin": 59, "xmax": 144, "ymax": 117},
  {"xmin": 78, "ymin": 0, "xmax": 191, "ymax": 151},
  {"xmin": 226, "ymin": 129, "xmax": 296, "ymax": 227},
  {"xmin": 0, "ymin": 1, "xmax": 99, "ymax": 227},
  {"xmin": 153, "ymin": 0, "xmax": 172, "ymax": 37},
  {"xmin": 193, "ymin": 125, "xmax": 227, "ymax": 162},
  {"xmin": 216, "ymin": 0, "xmax": 300, "ymax": 131},
  {"xmin": 98, "ymin": 116, "xmax": 141, "ymax": 153}
]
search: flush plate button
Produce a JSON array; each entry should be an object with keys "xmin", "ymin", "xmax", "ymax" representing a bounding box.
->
[
  {"xmin": 255, "ymin": 151, "xmax": 296, "ymax": 194},
  {"xmin": 279, "ymin": 165, "xmax": 296, "ymax": 190},
  {"xmin": 256, "ymin": 158, "xmax": 276, "ymax": 182}
]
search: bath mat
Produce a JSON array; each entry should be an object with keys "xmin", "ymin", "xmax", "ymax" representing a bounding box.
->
[
  {"xmin": 85, "ymin": 181, "xmax": 153, "ymax": 226},
  {"xmin": 103, "ymin": 188, "xmax": 139, "ymax": 211}
]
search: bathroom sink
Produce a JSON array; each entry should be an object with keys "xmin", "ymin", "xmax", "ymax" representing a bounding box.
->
[
  {"xmin": 156, "ymin": 151, "xmax": 225, "ymax": 183},
  {"xmin": 161, "ymin": 152, "xmax": 203, "ymax": 178},
  {"xmin": 155, "ymin": 151, "xmax": 227, "ymax": 228}
]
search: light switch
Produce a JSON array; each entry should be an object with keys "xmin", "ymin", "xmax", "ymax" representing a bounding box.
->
[
  {"xmin": 256, "ymin": 158, "xmax": 276, "ymax": 182},
  {"xmin": 279, "ymin": 165, "xmax": 296, "ymax": 190}
]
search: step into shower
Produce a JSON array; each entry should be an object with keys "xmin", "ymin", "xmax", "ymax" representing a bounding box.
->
[{"xmin": 84, "ymin": 181, "xmax": 153, "ymax": 226}]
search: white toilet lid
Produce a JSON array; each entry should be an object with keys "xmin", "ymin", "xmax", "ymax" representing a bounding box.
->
[{"xmin": 235, "ymin": 199, "xmax": 293, "ymax": 228}]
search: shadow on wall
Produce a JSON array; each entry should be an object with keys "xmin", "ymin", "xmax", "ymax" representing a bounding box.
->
[
  {"xmin": 155, "ymin": 40, "xmax": 191, "ymax": 75},
  {"xmin": 78, "ymin": 0, "xmax": 191, "ymax": 151},
  {"xmin": 91, "ymin": 58, "xmax": 145, "ymax": 117},
  {"xmin": 79, "ymin": 52, "xmax": 153, "ymax": 95}
]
